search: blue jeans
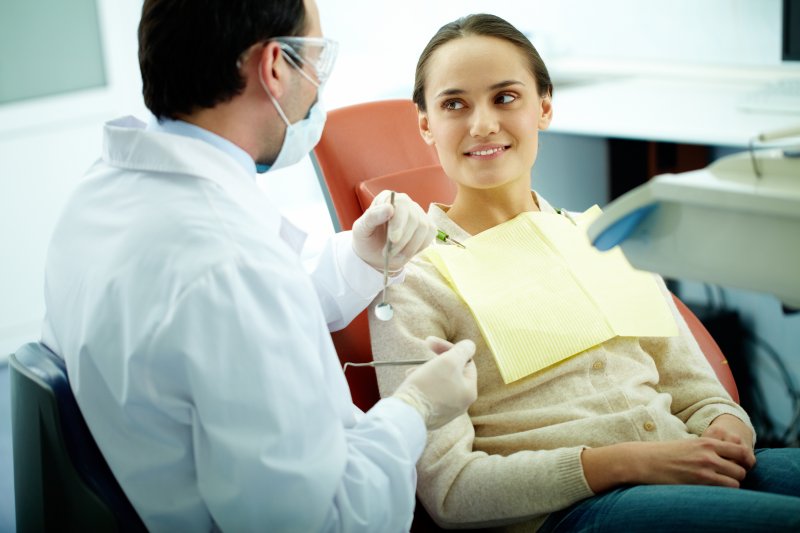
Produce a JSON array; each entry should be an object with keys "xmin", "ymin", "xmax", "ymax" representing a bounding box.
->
[{"xmin": 539, "ymin": 448, "xmax": 800, "ymax": 532}]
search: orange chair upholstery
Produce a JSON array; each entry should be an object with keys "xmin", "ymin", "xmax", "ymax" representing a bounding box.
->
[
  {"xmin": 355, "ymin": 164, "xmax": 456, "ymax": 215},
  {"xmin": 312, "ymin": 99, "xmax": 439, "ymax": 231},
  {"xmin": 328, "ymin": 313, "xmax": 377, "ymax": 412},
  {"xmin": 313, "ymin": 98, "xmax": 739, "ymax": 411},
  {"xmin": 672, "ymin": 295, "xmax": 739, "ymax": 402}
]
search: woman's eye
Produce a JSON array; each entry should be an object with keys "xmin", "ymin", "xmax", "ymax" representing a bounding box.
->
[
  {"xmin": 443, "ymin": 100, "xmax": 464, "ymax": 110},
  {"xmin": 496, "ymin": 93, "xmax": 516, "ymax": 104}
]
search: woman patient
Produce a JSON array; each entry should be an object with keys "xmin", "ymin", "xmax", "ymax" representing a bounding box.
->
[{"xmin": 368, "ymin": 13, "xmax": 800, "ymax": 533}]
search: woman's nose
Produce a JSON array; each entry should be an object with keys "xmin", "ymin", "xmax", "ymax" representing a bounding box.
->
[{"xmin": 469, "ymin": 106, "xmax": 500, "ymax": 137}]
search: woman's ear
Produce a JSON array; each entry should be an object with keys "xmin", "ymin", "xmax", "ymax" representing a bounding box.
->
[
  {"xmin": 418, "ymin": 110, "xmax": 435, "ymax": 146},
  {"xmin": 538, "ymin": 94, "xmax": 553, "ymax": 131}
]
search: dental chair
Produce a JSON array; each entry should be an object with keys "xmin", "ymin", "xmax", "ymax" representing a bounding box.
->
[
  {"xmin": 9, "ymin": 342, "xmax": 146, "ymax": 532},
  {"xmin": 312, "ymin": 99, "xmax": 440, "ymax": 234},
  {"xmin": 312, "ymin": 98, "xmax": 738, "ymax": 531}
]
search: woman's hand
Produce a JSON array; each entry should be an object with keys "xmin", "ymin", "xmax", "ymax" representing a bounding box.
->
[
  {"xmin": 701, "ymin": 414, "xmax": 756, "ymax": 469},
  {"xmin": 582, "ymin": 438, "xmax": 754, "ymax": 493}
]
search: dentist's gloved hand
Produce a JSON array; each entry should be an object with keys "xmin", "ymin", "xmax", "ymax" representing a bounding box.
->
[
  {"xmin": 352, "ymin": 190, "xmax": 436, "ymax": 272},
  {"xmin": 392, "ymin": 337, "xmax": 478, "ymax": 430}
]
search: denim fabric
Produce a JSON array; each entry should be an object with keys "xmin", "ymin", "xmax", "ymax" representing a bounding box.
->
[{"xmin": 539, "ymin": 448, "xmax": 800, "ymax": 533}]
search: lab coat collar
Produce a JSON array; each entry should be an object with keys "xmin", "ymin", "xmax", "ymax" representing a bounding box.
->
[
  {"xmin": 102, "ymin": 116, "xmax": 307, "ymax": 254},
  {"xmin": 148, "ymin": 117, "xmax": 257, "ymax": 176},
  {"xmin": 103, "ymin": 116, "xmax": 255, "ymax": 187}
]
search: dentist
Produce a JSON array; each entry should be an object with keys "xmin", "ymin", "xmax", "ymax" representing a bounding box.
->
[{"xmin": 41, "ymin": 0, "xmax": 477, "ymax": 531}]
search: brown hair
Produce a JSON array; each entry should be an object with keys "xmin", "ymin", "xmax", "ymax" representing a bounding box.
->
[
  {"xmin": 139, "ymin": 0, "xmax": 306, "ymax": 119},
  {"xmin": 412, "ymin": 13, "xmax": 552, "ymax": 112}
]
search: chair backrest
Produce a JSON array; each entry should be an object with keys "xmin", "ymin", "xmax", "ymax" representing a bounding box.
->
[
  {"xmin": 9, "ymin": 342, "xmax": 146, "ymax": 532},
  {"xmin": 355, "ymin": 164, "xmax": 456, "ymax": 215},
  {"xmin": 671, "ymin": 295, "xmax": 739, "ymax": 402},
  {"xmin": 312, "ymin": 99, "xmax": 439, "ymax": 231}
]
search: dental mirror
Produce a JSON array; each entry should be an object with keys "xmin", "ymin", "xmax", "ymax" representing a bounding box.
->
[{"xmin": 375, "ymin": 192, "xmax": 395, "ymax": 321}]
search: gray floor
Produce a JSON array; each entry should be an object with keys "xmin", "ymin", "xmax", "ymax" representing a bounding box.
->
[{"xmin": 1, "ymin": 363, "xmax": 16, "ymax": 532}]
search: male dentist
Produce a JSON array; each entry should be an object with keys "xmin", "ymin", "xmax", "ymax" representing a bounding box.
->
[{"xmin": 41, "ymin": 0, "xmax": 477, "ymax": 531}]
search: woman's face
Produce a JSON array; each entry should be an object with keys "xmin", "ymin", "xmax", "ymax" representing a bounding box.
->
[{"xmin": 418, "ymin": 35, "xmax": 551, "ymax": 192}]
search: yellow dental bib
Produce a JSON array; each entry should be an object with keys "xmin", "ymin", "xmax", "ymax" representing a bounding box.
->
[{"xmin": 425, "ymin": 206, "xmax": 677, "ymax": 384}]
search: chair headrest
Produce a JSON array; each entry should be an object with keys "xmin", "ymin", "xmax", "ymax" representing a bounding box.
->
[{"xmin": 356, "ymin": 164, "xmax": 456, "ymax": 213}]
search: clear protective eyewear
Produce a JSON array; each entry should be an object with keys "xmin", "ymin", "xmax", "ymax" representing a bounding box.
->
[{"xmin": 272, "ymin": 36, "xmax": 338, "ymax": 87}]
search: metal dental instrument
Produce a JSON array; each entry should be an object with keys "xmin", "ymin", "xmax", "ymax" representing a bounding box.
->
[
  {"xmin": 436, "ymin": 229, "xmax": 466, "ymax": 248},
  {"xmin": 343, "ymin": 359, "xmax": 430, "ymax": 373},
  {"xmin": 556, "ymin": 207, "xmax": 577, "ymax": 226},
  {"xmin": 374, "ymin": 191, "xmax": 395, "ymax": 321}
]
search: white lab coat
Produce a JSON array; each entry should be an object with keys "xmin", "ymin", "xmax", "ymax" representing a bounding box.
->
[{"xmin": 41, "ymin": 116, "xmax": 425, "ymax": 532}]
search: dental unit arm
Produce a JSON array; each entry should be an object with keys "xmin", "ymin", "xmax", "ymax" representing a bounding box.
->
[{"xmin": 588, "ymin": 127, "xmax": 800, "ymax": 308}]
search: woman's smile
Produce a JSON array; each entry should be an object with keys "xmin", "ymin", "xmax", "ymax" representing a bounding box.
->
[{"xmin": 464, "ymin": 144, "xmax": 510, "ymax": 159}]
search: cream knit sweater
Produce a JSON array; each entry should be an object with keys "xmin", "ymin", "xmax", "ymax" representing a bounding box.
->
[{"xmin": 368, "ymin": 195, "xmax": 753, "ymax": 532}]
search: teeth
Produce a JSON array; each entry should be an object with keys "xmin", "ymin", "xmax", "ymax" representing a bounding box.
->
[{"xmin": 470, "ymin": 147, "xmax": 504, "ymax": 156}]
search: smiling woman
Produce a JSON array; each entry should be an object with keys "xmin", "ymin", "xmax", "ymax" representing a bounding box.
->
[
  {"xmin": 408, "ymin": 17, "xmax": 555, "ymax": 242},
  {"xmin": 414, "ymin": 30, "xmax": 552, "ymax": 233},
  {"xmin": 367, "ymin": 12, "xmax": 800, "ymax": 533}
]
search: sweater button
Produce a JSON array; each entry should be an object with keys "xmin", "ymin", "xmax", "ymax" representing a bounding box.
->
[
  {"xmin": 592, "ymin": 360, "xmax": 604, "ymax": 371},
  {"xmin": 644, "ymin": 421, "xmax": 656, "ymax": 431}
]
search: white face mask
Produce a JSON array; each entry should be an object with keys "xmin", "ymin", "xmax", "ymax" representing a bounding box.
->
[{"xmin": 258, "ymin": 68, "xmax": 326, "ymax": 173}]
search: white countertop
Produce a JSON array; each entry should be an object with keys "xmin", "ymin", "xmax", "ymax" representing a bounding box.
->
[{"xmin": 547, "ymin": 58, "xmax": 800, "ymax": 147}]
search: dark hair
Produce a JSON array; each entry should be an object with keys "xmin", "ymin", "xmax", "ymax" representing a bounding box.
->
[
  {"xmin": 412, "ymin": 13, "xmax": 552, "ymax": 112},
  {"xmin": 139, "ymin": 0, "xmax": 307, "ymax": 119}
]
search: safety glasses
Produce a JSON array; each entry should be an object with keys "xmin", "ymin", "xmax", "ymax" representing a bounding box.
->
[{"xmin": 273, "ymin": 36, "xmax": 338, "ymax": 86}]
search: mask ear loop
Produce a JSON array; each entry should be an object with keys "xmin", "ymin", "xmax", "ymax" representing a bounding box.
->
[{"xmin": 258, "ymin": 54, "xmax": 291, "ymax": 127}]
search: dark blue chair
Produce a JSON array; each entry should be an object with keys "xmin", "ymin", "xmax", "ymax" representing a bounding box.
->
[{"xmin": 9, "ymin": 342, "xmax": 146, "ymax": 532}]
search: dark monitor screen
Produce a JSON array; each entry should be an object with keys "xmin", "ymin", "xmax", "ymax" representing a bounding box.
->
[{"xmin": 785, "ymin": 0, "xmax": 800, "ymax": 61}]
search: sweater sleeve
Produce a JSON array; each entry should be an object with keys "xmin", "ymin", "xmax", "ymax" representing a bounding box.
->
[
  {"xmin": 368, "ymin": 258, "xmax": 594, "ymax": 529},
  {"xmin": 640, "ymin": 278, "xmax": 755, "ymax": 442}
]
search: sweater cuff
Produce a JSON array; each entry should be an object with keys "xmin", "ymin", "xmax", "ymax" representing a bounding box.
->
[
  {"xmin": 558, "ymin": 446, "xmax": 596, "ymax": 500},
  {"xmin": 686, "ymin": 404, "xmax": 756, "ymax": 446}
]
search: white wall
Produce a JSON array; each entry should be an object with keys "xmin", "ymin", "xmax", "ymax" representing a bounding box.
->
[
  {"xmin": 0, "ymin": 0, "xmax": 146, "ymax": 358},
  {"xmin": 318, "ymin": 0, "xmax": 783, "ymax": 110},
  {"xmin": 1, "ymin": 1, "xmax": 795, "ymax": 436}
]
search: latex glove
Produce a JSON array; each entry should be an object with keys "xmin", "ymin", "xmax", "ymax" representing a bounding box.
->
[
  {"xmin": 352, "ymin": 190, "xmax": 436, "ymax": 272},
  {"xmin": 392, "ymin": 337, "xmax": 478, "ymax": 430}
]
